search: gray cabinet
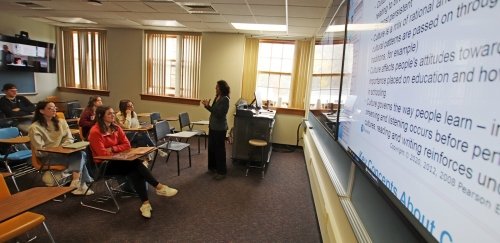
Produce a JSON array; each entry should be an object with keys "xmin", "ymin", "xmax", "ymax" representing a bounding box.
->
[{"xmin": 232, "ymin": 111, "xmax": 275, "ymax": 162}]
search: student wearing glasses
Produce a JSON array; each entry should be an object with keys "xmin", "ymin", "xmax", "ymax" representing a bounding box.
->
[
  {"xmin": 28, "ymin": 101, "xmax": 93, "ymax": 195},
  {"xmin": 88, "ymin": 105, "xmax": 178, "ymax": 218}
]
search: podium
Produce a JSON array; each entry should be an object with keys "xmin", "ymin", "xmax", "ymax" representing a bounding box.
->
[{"xmin": 232, "ymin": 109, "xmax": 275, "ymax": 163}]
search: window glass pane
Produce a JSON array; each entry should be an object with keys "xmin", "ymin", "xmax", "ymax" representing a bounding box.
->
[
  {"xmin": 271, "ymin": 44, "xmax": 283, "ymax": 58},
  {"xmin": 270, "ymin": 58, "xmax": 282, "ymax": 72},
  {"xmin": 320, "ymin": 76, "xmax": 331, "ymax": 89},
  {"xmin": 283, "ymin": 44, "xmax": 295, "ymax": 59},
  {"xmin": 268, "ymin": 74, "xmax": 280, "ymax": 88},
  {"xmin": 278, "ymin": 88, "xmax": 289, "ymax": 101},
  {"xmin": 257, "ymin": 73, "xmax": 269, "ymax": 87},
  {"xmin": 311, "ymin": 76, "xmax": 321, "ymax": 90},
  {"xmin": 280, "ymin": 75, "xmax": 291, "ymax": 88},
  {"xmin": 258, "ymin": 57, "xmax": 271, "ymax": 71},
  {"xmin": 260, "ymin": 43, "xmax": 272, "ymax": 58},
  {"xmin": 281, "ymin": 58, "xmax": 293, "ymax": 73}
]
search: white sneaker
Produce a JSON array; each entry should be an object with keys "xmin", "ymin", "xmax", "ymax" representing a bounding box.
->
[
  {"xmin": 42, "ymin": 171, "xmax": 63, "ymax": 187},
  {"xmin": 158, "ymin": 150, "xmax": 169, "ymax": 158},
  {"xmin": 71, "ymin": 182, "xmax": 95, "ymax": 195},
  {"xmin": 140, "ymin": 203, "xmax": 152, "ymax": 219},
  {"xmin": 156, "ymin": 185, "xmax": 178, "ymax": 197}
]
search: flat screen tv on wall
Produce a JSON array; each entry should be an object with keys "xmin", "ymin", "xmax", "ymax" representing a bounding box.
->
[{"xmin": 0, "ymin": 34, "xmax": 56, "ymax": 73}]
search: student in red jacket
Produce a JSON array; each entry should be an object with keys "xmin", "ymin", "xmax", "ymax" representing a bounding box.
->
[{"xmin": 87, "ymin": 105, "xmax": 178, "ymax": 219}]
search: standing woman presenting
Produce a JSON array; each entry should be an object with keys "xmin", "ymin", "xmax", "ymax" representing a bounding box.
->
[{"xmin": 201, "ymin": 80, "xmax": 230, "ymax": 180}]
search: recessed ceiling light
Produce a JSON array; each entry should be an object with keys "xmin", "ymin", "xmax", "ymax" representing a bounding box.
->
[
  {"xmin": 142, "ymin": 20, "xmax": 185, "ymax": 27},
  {"xmin": 231, "ymin": 23, "xmax": 287, "ymax": 32},
  {"xmin": 326, "ymin": 23, "xmax": 391, "ymax": 32}
]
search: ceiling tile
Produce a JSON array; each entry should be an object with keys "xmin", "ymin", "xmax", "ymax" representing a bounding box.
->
[
  {"xmin": 288, "ymin": 6, "xmax": 326, "ymax": 18},
  {"xmin": 250, "ymin": 5, "xmax": 285, "ymax": 17},
  {"xmin": 212, "ymin": 4, "xmax": 251, "ymax": 15}
]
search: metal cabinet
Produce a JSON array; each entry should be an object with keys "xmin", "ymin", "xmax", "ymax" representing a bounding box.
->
[{"xmin": 231, "ymin": 111, "xmax": 275, "ymax": 163}]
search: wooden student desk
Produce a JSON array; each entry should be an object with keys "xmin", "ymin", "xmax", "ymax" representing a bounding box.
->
[
  {"xmin": 123, "ymin": 124, "xmax": 154, "ymax": 132},
  {"xmin": 38, "ymin": 145, "xmax": 87, "ymax": 154},
  {"xmin": 0, "ymin": 136, "xmax": 30, "ymax": 144},
  {"xmin": 94, "ymin": 147, "xmax": 157, "ymax": 161},
  {"xmin": 0, "ymin": 186, "xmax": 74, "ymax": 222}
]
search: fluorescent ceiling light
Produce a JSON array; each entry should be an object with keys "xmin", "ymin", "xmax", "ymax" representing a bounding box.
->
[
  {"xmin": 142, "ymin": 20, "xmax": 185, "ymax": 27},
  {"xmin": 45, "ymin": 17, "xmax": 97, "ymax": 24},
  {"xmin": 231, "ymin": 23, "xmax": 287, "ymax": 32},
  {"xmin": 326, "ymin": 23, "xmax": 391, "ymax": 32}
]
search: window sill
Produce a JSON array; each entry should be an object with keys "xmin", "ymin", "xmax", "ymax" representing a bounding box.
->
[
  {"xmin": 275, "ymin": 107, "xmax": 305, "ymax": 116},
  {"xmin": 140, "ymin": 94, "xmax": 200, "ymax": 106},
  {"xmin": 58, "ymin": 87, "xmax": 110, "ymax": 96}
]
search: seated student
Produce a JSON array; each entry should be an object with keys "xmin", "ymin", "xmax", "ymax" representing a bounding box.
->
[
  {"xmin": 87, "ymin": 105, "xmax": 178, "ymax": 219},
  {"xmin": 28, "ymin": 101, "xmax": 93, "ymax": 195},
  {"xmin": 0, "ymin": 83, "xmax": 36, "ymax": 134},
  {"xmin": 78, "ymin": 96, "xmax": 102, "ymax": 140},
  {"xmin": 115, "ymin": 99, "xmax": 154, "ymax": 147}
]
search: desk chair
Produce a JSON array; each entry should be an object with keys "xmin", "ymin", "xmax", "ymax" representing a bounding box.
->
[
  {"xmin": 81, "ymin": 147, "xmax": 133, "ymax": 214},
  {"xmin": 178, "ymin": 112, "xmax": 207, "ymax": 154},
  {"xmin": 150, "ymin": 112, "xmax": 162, "ymax": 124},
  {"xmin": 0, "ymin": 175, "xmax": 55, "ymax": 243},
  {"xmin": 152, "ymin": 120, "xmax": 191, "ymax": 176},
  {"xmin": 0, "ymin": 127, "xmax": 33, "ymax": 191},
  {"xmin": 31, "ymin": 150, "xmax": 70, "ymax": 187}
]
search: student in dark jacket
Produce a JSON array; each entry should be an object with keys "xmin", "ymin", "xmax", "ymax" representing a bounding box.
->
[
  {"xmin": 0, "ymin": 83, "xmax": 35, "ymax": 134},
  {"xmin": 201, "ymin": 80, "xmax": 230, "ymax": 180},
  {"xmin": 0, "ymin": 83, "xmax": 35, "ymax": 117}
]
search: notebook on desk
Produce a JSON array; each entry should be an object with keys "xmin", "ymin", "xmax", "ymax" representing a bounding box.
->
[{"xmin": 62, "ymin": 141, "xmax": 89, "ymax": 149}]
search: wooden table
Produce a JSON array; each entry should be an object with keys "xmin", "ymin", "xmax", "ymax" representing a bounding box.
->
[
  {"xmin": 0, "ymin": 187, "xmax": 74, "ymax": 222},
  {"xmin": 94, "ymin": 147, "xmax": 157, "ymax": 161},
  {"xmin": 0, "ymin": 136, "xmax": 30, "ymax": 144}
]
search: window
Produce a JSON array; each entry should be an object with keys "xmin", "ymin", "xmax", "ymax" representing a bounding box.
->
[
  {"xmin": 144, "ymin": 32, "xmax": 201, "ymax": 98},
  {"xmin": 58, "ymin": 29, "xmax": 108, "ymax": 90},
  {"xmin": 310, "ymin": 42, "xmax": 353, "ymax": 108},
  {"xmin": 256, "ymin": 40, "xmax": 295, "ymax": 107}
]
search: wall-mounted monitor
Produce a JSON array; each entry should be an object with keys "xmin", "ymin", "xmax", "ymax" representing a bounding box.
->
[
  {"xmin": 336, "ymin": 0, "xmax": 500, "ymax": 242},
  {"xmin": 0, "ymin": 34, "xmax": 56, "ymax": 73}
]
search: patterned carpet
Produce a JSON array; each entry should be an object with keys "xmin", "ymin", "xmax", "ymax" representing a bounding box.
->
[{"xmin": 9, "ymin": 143, "xmax": 321, "ymax": 242}]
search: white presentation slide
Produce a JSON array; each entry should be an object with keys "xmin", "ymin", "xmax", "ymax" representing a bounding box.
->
[{"xmin": 338, "ymin": 0, "xmax": 500, "ymax": 242}]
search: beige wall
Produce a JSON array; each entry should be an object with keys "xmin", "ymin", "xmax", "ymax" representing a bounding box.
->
[
  {"xmin": 0, "ymin": 14, "xmax": 58, "ymax": 103},
  {"xmin": 0, "ymin": 14, "xmax": 305, "ymax": 145}
]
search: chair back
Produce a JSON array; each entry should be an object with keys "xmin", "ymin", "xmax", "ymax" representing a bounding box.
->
[
  {"xmin": 178, "ymin": 112, "xmax": 191, "ymax": 131},
  {"xmin": 0, "ymin": 175, "xmax": 11, "ymax": 199},
  {"xmin": 150, "ymin": 112, "xmax": 161, "ymax": 124},
  {"xmin": 56, "ymin": 112, "xmax": 65, "ymax": 120},
  {"xmin": 154, "ymin": 120, "xmax": 174, "ymax": 145},
  {"xmin": 0, "ymin": 127, "xmax": 20, "ymax": 139},
  {"xmin": 31, "ymin": 150, "xmax": 66, "ymax": 171}
]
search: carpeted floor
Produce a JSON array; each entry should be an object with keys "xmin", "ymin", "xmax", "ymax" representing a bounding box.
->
[{"xmin": 8, "ymin": 143, "xmax": 321, "ymax": 242}]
